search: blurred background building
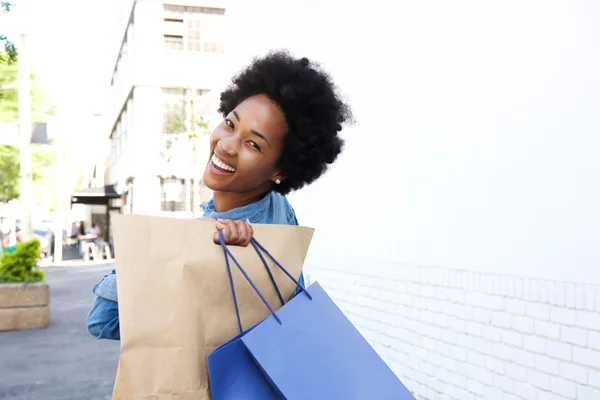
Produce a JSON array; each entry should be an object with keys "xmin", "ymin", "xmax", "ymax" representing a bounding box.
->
[
  {"xmin": 71, "ymin": 0, "xmax": 226, "ymax": 244},
  {"xmin": 103, "ymin": 0, "xmax": 225, "ymax": 219}
]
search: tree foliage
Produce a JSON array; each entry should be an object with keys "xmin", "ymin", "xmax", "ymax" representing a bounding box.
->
[
  {"xmin": 163, "ymin": 99, "xmax": 209, "ymax": 136},
  {"xmin": 162, "ymin": 94, "xmax": 210, "ymax": 163},
  {"xmin": 0, "ymin": 145, "xmax": 55, "ymax": 203},
  {"xmin": 0, "ymin": 34, "xmax": 56, "ymax": 204},
  {"xmin": 0, "ymin": 145, "xmax": 19, "ymax": 202},
  {"xmin": 0, "ymin": 61, "xmax": 54, "ymax": 121},
  {"xmin": 0, "ymin": 2, "xmax": 17, "ymax": 65}
]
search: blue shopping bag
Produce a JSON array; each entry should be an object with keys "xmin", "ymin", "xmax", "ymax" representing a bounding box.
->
[{"xmin": 208, "ymin": 234, "xmax": 415, "ymax": 400}]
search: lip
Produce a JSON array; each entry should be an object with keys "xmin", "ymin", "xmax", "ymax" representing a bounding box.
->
[
  {"xmin": 212, "ymin": 152, "xmax": 237, "ymax": 170},
  {"xmin": 208, "ymin": 152, "xmax": 236, "ymax": 177}
]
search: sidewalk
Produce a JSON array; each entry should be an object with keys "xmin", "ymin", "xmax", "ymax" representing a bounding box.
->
[{"xmin": 0, "ymin": 264, "xmax": 119, "ymax": 400}]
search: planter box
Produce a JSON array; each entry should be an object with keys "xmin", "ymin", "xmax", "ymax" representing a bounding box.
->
[{"xmin": 0, "ymin": 282, "xmax": 50, "ymax": 331}]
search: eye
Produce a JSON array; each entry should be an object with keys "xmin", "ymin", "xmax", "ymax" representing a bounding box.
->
[
  {"xmin": 248, "ymin": 141, "xmax": 262, "ymax": 152},
  {"xmin": 224, "ymin": 118, "xmax": 234, "ymax": 129}
]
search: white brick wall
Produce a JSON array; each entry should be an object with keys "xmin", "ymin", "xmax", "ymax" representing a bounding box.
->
[{"xmin": 308, "ymin": 262, "xmax": 600, "ymax": 400}]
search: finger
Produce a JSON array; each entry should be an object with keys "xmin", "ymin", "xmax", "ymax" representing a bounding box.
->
[
  {"xmin": 245, "ymin": 220, "xmax": 254, "ymax": 245},
  {"xmin": 215, "ymin": 219, "xmax": 231, "ymax": 230},
  {"xmin": 223, "ymin": 220, "xmax": 239, "ymax": 244},
  {"xmin": 219, "ymin": 222, "xmax": 232, "ymax": 243},
  {"xmin": 234, "ymin": 220, "xmax": 249, "ymax": 246},
  {"xmin": 213, "ymin": 222, "xmax": 227, "ymax": 244}
]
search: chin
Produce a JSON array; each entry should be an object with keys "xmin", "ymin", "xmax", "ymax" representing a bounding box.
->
[
  {"xmin": 204, "ymin": 181, "xmax": 218, "ymax": 191},
  {"xmin": 203, "ymin": 171, "xmax": 232, "ymax": 193},
  {"xmin": 202, "ymin": 171, "xmax": 218, "ymax": 191}
]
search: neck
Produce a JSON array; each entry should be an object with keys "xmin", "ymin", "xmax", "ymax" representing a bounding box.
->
[{"xmin": 212, "ymin": 189, "xmax": 271, "ymax": 212}]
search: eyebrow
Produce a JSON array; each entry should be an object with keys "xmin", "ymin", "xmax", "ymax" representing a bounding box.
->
[
  {"xmin": 232, "ymin": 109, "xmax": 271, "ymax": 147},
  {"xmin": 251, "ymin": 130, "xmax": 270, "ymax": 147}
]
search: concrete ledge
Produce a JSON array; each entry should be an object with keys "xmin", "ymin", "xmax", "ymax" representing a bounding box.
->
[
  {"xmin": 0, "ymin": 282, "xmax": 50, "ymax": 331},
  {"xmin": 0, "ymin": 305, "xmax": 50, "ymax": 331},
  {"xmin": 0, "ymin": 282, "xmax": 49, "ymax": 308}
]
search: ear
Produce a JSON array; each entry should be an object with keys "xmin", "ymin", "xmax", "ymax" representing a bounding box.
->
[{"xmin": 271, "ymin": 171, "xmax": 286, "ymax": 185}]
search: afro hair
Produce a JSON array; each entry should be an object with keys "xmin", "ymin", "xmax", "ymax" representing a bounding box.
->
[{"xmin": 218, "ymin": 50, "xmax": 353, "ymax": 195}]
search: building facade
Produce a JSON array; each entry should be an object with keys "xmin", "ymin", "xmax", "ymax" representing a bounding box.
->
[{"xmin": 105, "ymin": 0, "xmax": 226, "ymax": 219}]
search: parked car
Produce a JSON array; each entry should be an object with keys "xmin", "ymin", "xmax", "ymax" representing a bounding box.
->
[{"xmin": 33, "ymin": 228, "xmax": 55, "ymax": 257}]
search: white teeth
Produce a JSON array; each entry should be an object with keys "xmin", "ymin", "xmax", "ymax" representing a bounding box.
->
[{"xmin": 212, "ymin": 154, "xmax": 236, "ymax": 172}]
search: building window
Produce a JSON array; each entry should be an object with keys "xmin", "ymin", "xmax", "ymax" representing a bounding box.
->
[
  {"xmin": 110, "ymin": 129, "xmax": 117, "ymax": 165},
  {"xmin": 115, "ymin": 121, "xmax": 121, "ymax": 158},
  {"xmin": 111, "ymin": 22, "xmax": 134, "ymax": 88},
  {"xmin": 162, "ymin": 88, "xmax": 187, "ymax": 134},
  {"xmin": 164, "ymin": 35, "xmax": 184, "ymax": 50},
  {"xmin": 120, "ymin": 108, "xmax": 127, "ymax": 157},
  {"xmin": 162, "ymin": 88, "xmax": 211, "ymax": 134},
  {"xmin": 160, "ymin": 177, "xmax": 195, "ymax": 212},
  {"xmin": 160, "ymin": 176, "xmax": 184, "ymax": 212},
  {"xmin": 163, "ymin": 5, "xmax": 225, "ymax": 53},
  {"xmin": 188, "ymin": 16, "xmax": 202, "ymax": 51}
]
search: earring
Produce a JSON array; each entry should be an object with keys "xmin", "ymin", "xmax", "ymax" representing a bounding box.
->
[{"xmin": 275, "ymin": 179, "xmax": 281, "ymax": 185}]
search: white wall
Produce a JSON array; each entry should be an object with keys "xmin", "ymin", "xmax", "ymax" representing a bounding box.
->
[
  {"xmin": 227, "ymin": 0, "xmax": 600, "ymax": 282},
  {"xmin": 226, "ymin": 1, "xmax": 600, "ymax": 399}
]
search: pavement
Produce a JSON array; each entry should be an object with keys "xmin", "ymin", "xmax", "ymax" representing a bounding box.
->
[{"xmin": 0, "ymin": 262, "xmax": 120, "ymax": 400}]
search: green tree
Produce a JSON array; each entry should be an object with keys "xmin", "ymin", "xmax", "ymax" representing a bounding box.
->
[
  {"xmin": 0, "ymin": 2, "xmax": 17, "ymax": 65},
  {"xmin": 0, "ymin": 145, "xmax": 19, "ymax": 202},
  {"xmin": 0, "ymin": 145, "xmax": 55, "ymax": 203},
  {"xmin": 0, "ymin": 61, "xmax": 54, "ymax": 121},
  {"xmin": 0, "ymin": 144, "xmax": 55, "ymax": 250},
  {"xmin": 163, "ymin": 92, "xmax": 210, "ymax": 136},
  {"xmin": 163, "ymin": 99, "xmax": 189, "ymax": 135},
  {"xmin": 0, "ymin": 54, "xmax": 56, "ymax": 205},
  {"xmin": 162, "ymin": 94, "xmax": 210, "ymax": 162},
  {"xmin": 162, "ymin": 92, "xmax": 211, "ymax": 215}
]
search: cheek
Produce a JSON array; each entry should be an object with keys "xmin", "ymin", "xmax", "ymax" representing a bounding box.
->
[
  {"xmin": 209, "ymin": 127, "xmax": 225, "ymax": 146},
  {"xmin": 239, "ymin": 152, "xmax": 275, "ymax": 177},
  {"xmin": 209, "ymin": 133, "xmax": 219, "ymax": 149}
]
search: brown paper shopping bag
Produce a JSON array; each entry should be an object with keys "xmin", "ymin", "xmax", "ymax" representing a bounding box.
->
[{"xmin": 111, "ymin": 214, "xmax": 314, "ymax": 400}]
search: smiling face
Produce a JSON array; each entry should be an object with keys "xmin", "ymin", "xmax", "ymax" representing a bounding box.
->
[{"xmin": 203, "ymin": 94, "xmax": 288, "ymax": 195}]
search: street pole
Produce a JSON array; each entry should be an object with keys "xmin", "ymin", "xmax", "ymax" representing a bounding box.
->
[
  {"xmin": 190, "ymin": 88, "xmax": 202, "ymax": 217},
  {"xmin": 185, "ymin": 87, "xmax": 194, "ymax": 215},
  {"xmin": 18, "ymin": 31, "xmax": 33, "ymax": 242}
]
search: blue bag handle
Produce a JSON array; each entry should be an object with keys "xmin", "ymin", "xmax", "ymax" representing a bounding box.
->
[
  {"xmin": 218, "ymin": 231, "xmax": 312, "ymax": 333},
  {"xmin": 250, "ymin": 239, "xmax": 285, "ymax": 307}
]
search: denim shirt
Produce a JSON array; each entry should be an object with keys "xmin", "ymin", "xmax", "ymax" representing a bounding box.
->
[{"xmin": 86, "ymin": 191, "xmax": 305, "ymax": 340}]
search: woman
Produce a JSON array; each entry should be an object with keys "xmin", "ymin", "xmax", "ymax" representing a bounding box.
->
[
  {"xmin": 87, "ymin": 50, "xmax": 352, "ymax": 340},
  {"xmin": 89, "ymin": 222, "xmax": 101, "ymax": 237}
]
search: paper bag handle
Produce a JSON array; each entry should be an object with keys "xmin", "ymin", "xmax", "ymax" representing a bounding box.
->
[{"xmin": 218, "ymin": 231, "xmax": 312, "ymax": 333}]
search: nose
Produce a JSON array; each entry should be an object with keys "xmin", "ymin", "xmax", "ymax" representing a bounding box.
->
[{"xmin": 217, "ymin": 135, "xmax": 238, "ymax": 157}]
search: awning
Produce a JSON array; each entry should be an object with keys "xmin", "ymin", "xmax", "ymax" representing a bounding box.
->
[{"xmin": 70, "ymin": 184, "xmax": 122, "ymax": 206}]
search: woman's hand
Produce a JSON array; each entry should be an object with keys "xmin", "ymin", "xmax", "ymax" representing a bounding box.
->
[{"xmin": 212, "ymin": 219, "xmax": 254, "ymax": 247}]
